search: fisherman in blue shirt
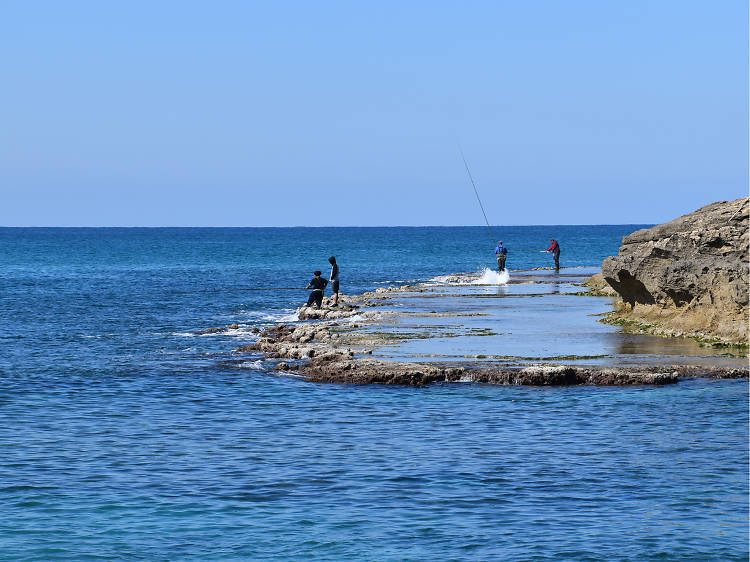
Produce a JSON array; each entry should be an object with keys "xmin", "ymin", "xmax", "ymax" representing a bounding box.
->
[{"xmin": 494, "ymin": 241, "xmax": 508, "ymax": 272}]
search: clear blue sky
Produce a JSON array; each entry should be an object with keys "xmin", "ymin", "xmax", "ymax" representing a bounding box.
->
[{"xmin": 1, "ymin": 1, "xmax": 747, "ymax": 226}]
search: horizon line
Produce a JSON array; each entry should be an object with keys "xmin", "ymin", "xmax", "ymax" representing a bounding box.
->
[{"xmin": 0, "ymin": 223, "xmax": 655, "ymax": 228}]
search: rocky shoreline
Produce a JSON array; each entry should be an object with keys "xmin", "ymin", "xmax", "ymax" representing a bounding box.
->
[
  {"xmin": 601, "ymin": 198, "xmax": 749, "ymax": 347},
  {"xmin": 231, "ymin": 281, "xmax": 748, "ymax": 386},
  {"xmin": 225, "ymin": 199, "xmax": 750, "ymax": 388}
]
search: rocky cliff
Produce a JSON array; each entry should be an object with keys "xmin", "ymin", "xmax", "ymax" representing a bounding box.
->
[{"xmin": 601, "ymin": 198, "xmax": 749, "ymax": 345}]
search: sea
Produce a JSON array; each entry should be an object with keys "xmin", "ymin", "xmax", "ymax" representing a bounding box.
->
[{"xmin": 1, "ymin": 226, "xmax": 747, "ymax": 560}]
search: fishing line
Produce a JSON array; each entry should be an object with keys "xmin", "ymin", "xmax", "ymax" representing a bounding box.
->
[
  {"xmin": 197, "ymin": 287, "xmax": 307, "ymax": 293},
  {"xmin": 458, "ymin": 144, "xmax": 496, "ymax": 243}
]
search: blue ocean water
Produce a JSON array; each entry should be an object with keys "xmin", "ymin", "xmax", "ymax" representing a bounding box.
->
[{"xmin": 0, "ymin": 226, "xmax": 747, "ymax": 560}]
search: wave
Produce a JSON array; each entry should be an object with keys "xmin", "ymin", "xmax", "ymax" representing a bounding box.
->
[
  {"xmin": 471, "ymin": 267, "xmax": 510, "ymax": 285},
  {"xmin": 237, "ymin": 360, "xmax": 265, "ymax": 370},
  {"xmin": 238, "ymin": 309, "xmax": 299, "ymax": 323},
  {"xmin": 429, "ymin": 267, "xmax": 510, "ymax": 286},
  {"xmin": 171, "ymin": 325, "xmax": 259, "ymax": 339}
]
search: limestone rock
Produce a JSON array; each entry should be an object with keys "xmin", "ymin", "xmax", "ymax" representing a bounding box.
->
[
  {"xmin": 601, "ymin": 198, "xmax": 749, "ymax": 344},
  {"xmin": 580, "ymin": 273, "xmax": 618, "ymax": 296}
]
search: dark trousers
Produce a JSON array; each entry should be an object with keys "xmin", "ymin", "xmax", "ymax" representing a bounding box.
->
[
  {"xmin": 306, "ymin": 290, "xmax": 323, "ymax": 308},
  {"xmin": 553, "ymin": 252, "xmax": 560, "ymax": 269},
  {"xmin": 496, "ymin": 254, "xmax": 506, "ymax": 272}
]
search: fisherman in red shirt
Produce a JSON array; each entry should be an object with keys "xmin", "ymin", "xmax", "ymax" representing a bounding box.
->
[{"xmin": 546, "ymin": 239, "xmax": 560, "ymax": 270}]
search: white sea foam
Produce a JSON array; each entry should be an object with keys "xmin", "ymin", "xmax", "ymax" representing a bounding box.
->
[
  {"xmin": 430, "ymin": 267, "xmax": 510, "ymax": 286},
  {"xmin": 172, "ymin": 325, "xmax": 259, "ymax": 339},
  {"xmin": 470, "ymin": 267, "xmax": 510, "ymax": 285},
  {"xmin": 238, "ymin": 360, "xmax": 264, "ymax": 369},
  {"xmin": 346, "ymin": 313, "xmax": 369, "ymax": 324},
  {"xmin": 239, "ymin": 309, "xmax": 298, "ymax": 323},
  {"xmin": 220, "ymin": 327, "xmax": 259, "ymax": 338},
  {"xmin": 278, "ymin": 311, "xmax": 300, "ymax": 322}
]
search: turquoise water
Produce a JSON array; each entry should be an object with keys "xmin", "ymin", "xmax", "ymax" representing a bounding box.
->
[{"xmin": 1, "ymin": 227, "xmax": 747, "ymax": 560}]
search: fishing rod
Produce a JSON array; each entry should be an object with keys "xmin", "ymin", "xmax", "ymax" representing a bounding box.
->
[
  {"xmin": 197, "ymin": 287, "xmax": 308, "ymax": 293},
  {"xmin": 458, "ymin": 144, "xmax": 496, "ymax": 243}
]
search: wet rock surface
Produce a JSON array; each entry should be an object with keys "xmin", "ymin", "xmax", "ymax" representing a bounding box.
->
[
  {"xmin": 602, "ymin": 198, "xmax": 749, "ymax": 345},
  {"xmin": 225, "ymin": 265, "xmax": 749, "ymax": 387},
  {"xmin": 238, "ymin": 298, "xmax": 747, "ymax": 386}
]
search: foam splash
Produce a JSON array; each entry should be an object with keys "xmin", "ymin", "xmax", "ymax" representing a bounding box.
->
[
  {"xmin": 470, "ymin": 267, "xmax": 510, "ymax": 285},
  {"xmin": 428, "ymin": 267, "xmax": 510, "ymax": 286},
  {"xmin": 278, "ymin": 311, "xmax": 300, "ymax": 322},
  {"xmin": 238, "ymin": 360, "xmax": 264, "ymax": 370},
  {"xmin": 172, "ymin": 325, "xmax": 260, "ymax": 339},
  {"xmin": 239, "ymin": 309, "xmax": 298, "ymax": 323}
]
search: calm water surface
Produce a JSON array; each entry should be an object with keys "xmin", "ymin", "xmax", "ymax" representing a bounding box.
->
[{"xmin": 0, "ymin": 227, "xmax": 747, "ymax": 560}]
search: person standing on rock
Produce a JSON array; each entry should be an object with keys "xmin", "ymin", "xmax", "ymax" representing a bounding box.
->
[
  {"xmin": 328, "ymin": 256, "xmax": 340, "ymax": 307},
  {"xmin": 546, "ymin": 239, "xmax": 560, "ymax": 270},
  {"xmin": 305, "ymin": 270, "xmax": 328, "ymax": 309},
  {"xmin": 494, "ymin": 241, "xmax": 508, "ymax": 272}
]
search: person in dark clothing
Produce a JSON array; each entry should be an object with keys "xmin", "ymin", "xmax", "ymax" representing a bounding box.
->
[
  {"xmin": 328, "ymin": 256, "xmax": 340, "ymax": 306},
  {"xmin": 494, "ymin": 241, "xmax": 508, "ymax": 272},
  {"xmin": 546, "ymin": 239, "xmax": 560, "ymax": 270},
  {"xmin": 305, "ymin": 270, "xmax": 328, "ymax": 308}
]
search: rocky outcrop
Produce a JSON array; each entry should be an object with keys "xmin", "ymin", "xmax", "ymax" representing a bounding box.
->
[
  {"xmin": 579, "ymin": 273, "xmax": 618, "ymax": 296},
  {"xmin": 235, "ymin": 321, "xmax": 748, "ymax": 386},
  {"xmin": 602, "ymin": 198, "xmax": 749, "ymax": 345},
  {"xmin": 300, "ymin": 360, "xmax": 686, "ymax": 386}
]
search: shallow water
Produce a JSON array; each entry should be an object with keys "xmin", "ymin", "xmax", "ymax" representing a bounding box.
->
[
  {"xmin": 1, "ymin": 227, "xmax": 747, "ymax": 559},
  {"xmin": 372, "ymin": 268, "xmax": 747, "ymax": 367}
]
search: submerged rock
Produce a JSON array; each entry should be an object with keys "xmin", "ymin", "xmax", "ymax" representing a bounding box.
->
[
  {"xmin": 195, "ymin": 323, "xmax": 241, "ymax": 335},
  {"xmin": 601, "ymin": 198, "xmax": 749, "ymax": 345}
]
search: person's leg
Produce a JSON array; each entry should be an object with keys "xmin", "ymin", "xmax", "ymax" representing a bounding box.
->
[
  {"xmin": 554, "ymin": 253, "xmax": 560, "ymax": 269},
  {"xmin": 332, "ymin": 281, "xmax": 339, "ymax": 305},
  {"xmin": 306, "ymin": 292, "xmax": 316, "ymax": 306},
  {"xmin": 315, "ymin": 291, "xmax": 323, "ymax": 308}
]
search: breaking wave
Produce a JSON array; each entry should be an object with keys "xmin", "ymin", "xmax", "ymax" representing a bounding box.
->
[
  {"xmin": 238, "ymin": 309, "xmax": 298, "ymax": 323},
  {"xmin": 429, "ymin": 267, "xmax": 510, "ymax": 286},
  {"xmin": 471, "ymin": 267, "xmax": 510, "ymax": 285}
]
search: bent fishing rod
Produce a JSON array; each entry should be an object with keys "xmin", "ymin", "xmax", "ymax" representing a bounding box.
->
[{"xmin": 458, "ymin": 144, "xmax": 496, "ymax": 243}]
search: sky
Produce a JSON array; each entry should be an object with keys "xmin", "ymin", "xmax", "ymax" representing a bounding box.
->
[{"xmin": 1, "ymin": 0, "xmax": 747, "ymax": 226}]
